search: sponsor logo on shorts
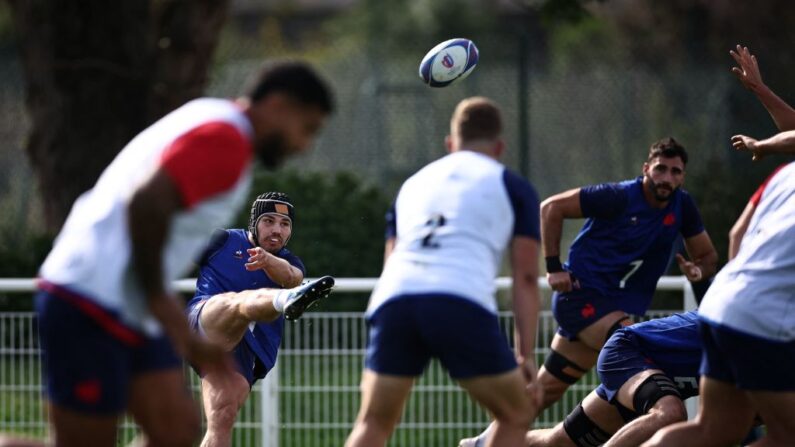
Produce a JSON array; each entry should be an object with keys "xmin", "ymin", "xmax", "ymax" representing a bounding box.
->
[
  {"xmin": 74, "ymin": 379, "xmax": 102, "ymax": 404},
  {"xmin": 581, "ymin": 303, "xmax": 596, "ymax": 319}
]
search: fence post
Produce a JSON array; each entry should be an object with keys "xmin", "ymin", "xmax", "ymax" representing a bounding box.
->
[{"xmin": 260, "ymin": 362, "xmax": 279, "ymax": 447}]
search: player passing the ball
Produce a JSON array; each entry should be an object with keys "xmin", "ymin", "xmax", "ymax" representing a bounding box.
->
[
  {"xmin": 34, "ymin": 62, "xmax": 333, "ymax": 447},
  {"xmin": 345, "ymin": 97, "xmax": 543, "ymax": 447}
]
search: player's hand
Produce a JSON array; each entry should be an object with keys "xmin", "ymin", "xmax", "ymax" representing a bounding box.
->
[
  {"xmin": 730, "ymin": 45, "xmax": 765, "ymax": 93},
  {"xmin": 731, "ymin": 134, "xmax": 765, "ymax": 161},
  {"xmin": 186, "ymin": 334, "xmax": 234, "ymax": 375},
  {"xmin": 517, "ymin": 355, "xmax": 543, "ymax": 409},
  {"xmin": 547, "ymin": 271, "xmax": 573, "ymax": 292},
  {"xmin": 245, "ymin": 247, "xmax": 272, "ymax": 271},
  {"xmin": 675, "ymin": 253, "xmax": 703, "ymax": 282}
]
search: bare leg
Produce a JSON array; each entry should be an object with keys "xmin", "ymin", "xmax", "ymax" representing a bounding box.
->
[
  {"xmin": 345, "ymin": 370, "xmax": 415, "ymax": 447},
  {"xmin": 460, "ymin": 368, "xmax": 537, "ymax": 447},
  {"xmin": 747, "ymin": 390, "xmax": 795, "ymax": 446},
  {"xmin": 199, "ymin": 370, "xmax": 251, "ymax": 447},
  {"xmin": 641, "ymin": 376, "xmax": 755, "ymax": 447},
  {"xmin": 199, "ymin": 289, "xmax": 282, "ymax": 351},
  {"xmin": 538, "ymin": 311, "xmax": 629, "ymax": 409},
  {"xmin": 0, "ymin": 436, "xmax": 46, "ymax": 447},
  {"xmin": 48, "ymin": 402, "xmax": 118, "ymax": 447},
  {"xmin": 128, "ymin": 368, "xmax": 202, "ymax": 447}
]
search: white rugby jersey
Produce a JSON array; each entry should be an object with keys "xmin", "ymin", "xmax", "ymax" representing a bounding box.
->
[
  {"xmin": 700, "ymin": 161, "xmax": 795, "ymax": 341},
  {"xmin": 39, "ymin": 98, "xmax": 254, "ymax": 337},
  {"xmin": 367, "ymin": 150, "xmax": 540, "ymax": 316}
]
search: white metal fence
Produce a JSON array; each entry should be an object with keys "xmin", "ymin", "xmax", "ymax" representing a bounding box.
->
[{"xmin": 0, "ymin": 277, "xmax": 694, "ymax": 446}]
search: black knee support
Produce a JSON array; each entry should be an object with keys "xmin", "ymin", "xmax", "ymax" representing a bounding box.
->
[
  {"xmin": 563, "ymin": 403, "xmax": 611, "ymax": 447},
  {"xmin": 606, "ymin": 316, "xmax": 631, "ymax": 340},
  {"xmin": 544, "ymin": 350, "xmax": 588, "ymax": 384},
  {"xmin": 633, "ymin": 373, "xmax": 681, "ymax": 415}
]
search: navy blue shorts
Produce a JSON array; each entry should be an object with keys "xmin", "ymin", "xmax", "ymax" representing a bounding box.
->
[
  {"xmin": 186, "ymin": 295, "xmax": 270, "ymax": 386},
  {"xmin": 699, "ymin": 318, "xmax": 795, "ymax": 391},
  {"xmin": 36, "ymin": 290, "xmax": 181, "ymax": 414},
  {"xmin": 552, "ymin": 288, "xmax": 625, "ymax": 340},
  {"xmin": 595, "ymin": 330, "xmax": 657, "ymax": 403},
  {"xmin": 365, "ymin": 295, "xmax": 517, "ymax": 379}
]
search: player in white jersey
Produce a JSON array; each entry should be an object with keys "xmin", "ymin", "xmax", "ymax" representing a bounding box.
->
[
  {"xmin": 35, "ymin": 62, "xmax": 333, "ymax": 447},
  {"xmin": 644, "ymin": 135, "xmax": 795, "ymax": 446},
  {"xmin": 345, "ymin": 97, "xmax": 543, "ymax": 447}
]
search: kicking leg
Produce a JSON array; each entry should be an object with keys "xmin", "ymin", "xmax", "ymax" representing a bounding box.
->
[{"xmin": 200, "ymin": 276, "xmax": 335, "ymax": 351}]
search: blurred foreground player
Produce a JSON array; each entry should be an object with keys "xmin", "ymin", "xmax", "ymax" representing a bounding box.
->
[{"xmin": 35, "ymin": 62, "xmax": 332, "ymax": 447}]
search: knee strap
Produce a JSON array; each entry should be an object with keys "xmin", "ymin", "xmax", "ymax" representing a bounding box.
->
[
  {"xmin": 606, "ymin": 316, "xmax": 631, "ymax": 340},
  {"xmin": 544, "ymin": 350, "xmax": 588, "ymax": 384},
  {"xmin": 563, "ymin": 403, "xmax": 611, "ymax": 447},
  {"xmin": 633, "ymin": 373, "xmax": 681, "ymax": 414}
]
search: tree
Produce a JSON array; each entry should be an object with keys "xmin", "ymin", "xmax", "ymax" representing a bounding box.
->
[{"xmin": 8, "ymin": 0, "xmax": 230, "ymax": 232}]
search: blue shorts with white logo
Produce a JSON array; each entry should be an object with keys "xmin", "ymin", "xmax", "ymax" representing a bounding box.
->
[
  {"xmin": 36, "ymin": 289, "xmax": 181, "ymax": 414},
  {"xmin": 699, "ymin": 318, "xmax": 795, "ymax": 391},
  {"xmin": 553, "ymin": 288, "xmax": 626, "ymax": 340},
  {"xmin": 365, "ymin": 294, "xmax": 517, "ymax": 379}
]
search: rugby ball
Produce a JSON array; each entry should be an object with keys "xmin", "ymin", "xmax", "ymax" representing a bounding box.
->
[{"xmin": 419, "ymin": 38, "xmax": 479, "ymax": 88}]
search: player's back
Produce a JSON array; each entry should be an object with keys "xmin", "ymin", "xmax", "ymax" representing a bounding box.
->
[{"xmin": 368, "ymin": 150, "xmax": 523, "ymax": 315}]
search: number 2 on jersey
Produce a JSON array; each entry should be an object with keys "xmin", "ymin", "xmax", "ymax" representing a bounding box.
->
[
  {"xmin": 421, "ymin": 214, "xmax": 446, "ymax": 248},
  {"xmin": 619, "ymin": 260, "xmax": 643, "ymax": 288}
]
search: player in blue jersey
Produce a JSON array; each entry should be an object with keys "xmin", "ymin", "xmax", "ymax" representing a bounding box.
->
[
  {"xmin": 536, "ymin": 137, "xmax": 717, "ymax": 409},
  {"xmin": 462, "ymin": 312, "xmax": 701, "ymax": 447},
  {"xmin": 346, "ymin": 97, "xmax": 543, "ymax": 447},
  {"xmin": 535, "ymin": 312, "xmax": 701, "ymax": 447},
  {"xmin": 185, "ymin": 192, "xmax": 334, "ymax": 447}
]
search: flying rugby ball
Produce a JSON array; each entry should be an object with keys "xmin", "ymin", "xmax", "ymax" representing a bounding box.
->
[{"xmin": 419, "ymin": 38, "xmax": 479, "ymax": 88}]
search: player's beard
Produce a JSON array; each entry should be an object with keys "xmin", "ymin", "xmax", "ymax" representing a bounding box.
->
[
  {"xmin": 256, "ymin": 134, "xmax": 290, "ymax": 169},
  {"xmin": 645, "ymin": 175, "xmax": 676, "ymax": 202}
]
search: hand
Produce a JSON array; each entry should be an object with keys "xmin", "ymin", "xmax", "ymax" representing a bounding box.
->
[
  {"xmin": 675, "ymin": 253, "xmax": 703, "ymax": 282},
  {"xmin": 517, "ymin": 355, "xmax": 543, "ymax": 409},
  {"xmin": 730, "ymin": 45, "xmax": 765, "ymax": 93},
  {"xmin": 245, "ymin": 247, "xmax": 271, "ymax": 271},
  {"xmin": 547, "ymin": 271, "xmax": 574, "ymax": 292},
  {"xmin": 186, "ymin": 334, "xmax": 234, "ymax": 375},
  {"xmin": 731, "ymin": 134, "xmax": 765, "ymax": 161}
]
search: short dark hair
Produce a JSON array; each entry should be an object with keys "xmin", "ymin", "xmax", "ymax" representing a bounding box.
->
[
  {"xmin": 451, "ymin": 97, "xmax": 502, "ymax": 144},
  {"xmin": 648, "ymin": 137, "xmax": 688, "ymax": 165},
  {"xmin": 245, "ymin": 61, "xmax": 334, "ymax": 114},
  {"xmin": 249, "ymin": 191, "xmax": 294, "ymax": 241}
]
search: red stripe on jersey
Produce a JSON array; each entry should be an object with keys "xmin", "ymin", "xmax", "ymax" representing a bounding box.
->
[
  {"xmin": 160, "ymin": 121, "xmax": 253, "ymax": 209},
  {"xmin": 37, "ymin": 280, "xmax": 145, "ymax": 346},
  {"xmin": 749, "ymin": 163, "xmax": 789, "ymax": 206}
]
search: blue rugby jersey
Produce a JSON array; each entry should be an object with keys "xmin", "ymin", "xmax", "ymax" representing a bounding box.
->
[
  {"xmin": 565, "ymin": 177, "xmax": 704, "ymax": 314},
  {"xmin": 190, "ymin": 229, "xmax": 305, "ymax": 370}
]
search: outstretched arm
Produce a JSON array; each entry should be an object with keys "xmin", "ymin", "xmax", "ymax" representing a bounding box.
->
[
  {"xmin": 732, "ymin": 130, "xmax": 795, "ymax": 161},
  {"xmin": 245, "ymin": 247, "xmax": 303, "ymax": 287},
  {"xmin": 731, "ymin": 45, "xmax": 795, "ymax": 131},
  {"xmin": 540, "ymin": 188, "xmax": 582, "ymax": 292}
]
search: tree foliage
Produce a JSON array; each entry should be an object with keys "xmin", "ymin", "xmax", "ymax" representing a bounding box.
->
[{"xmin": 8, "ymin": 0, "xmax": 230, "ymax": 232}]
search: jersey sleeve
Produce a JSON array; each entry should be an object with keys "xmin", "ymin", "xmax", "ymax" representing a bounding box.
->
[
  {"xmin": 579, "ymin": 182, "xmax": 629, "ymax": 219},
  {"xmin": 384, "ymin": 201, "xmax": 397, "ymax": 240},
  {"xmin": 749, "ymin": 163, "xmax": 789, "ymax": 206},
  {"xmin": 195, "ymin": 229, "xmax": 230, "ymax": 266},
  {"xmin": 502, "ymin": 170, "xmax": 541, "ymax": 240},
  {"xmin": 680, "ymin": 193, "xmax": 705, "ymax": 238},
  {"xmin": 160, "ymin": 121, "xmax": 252, "ymax": 209}
]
